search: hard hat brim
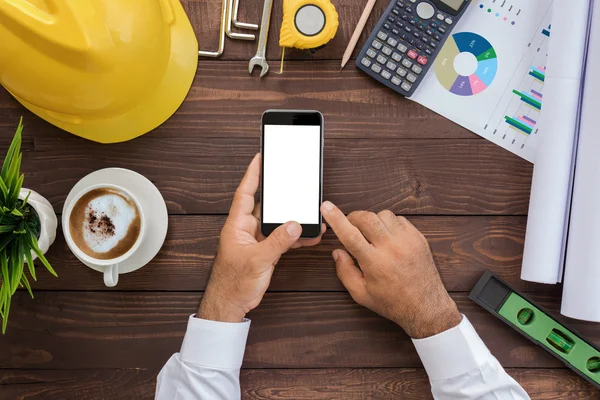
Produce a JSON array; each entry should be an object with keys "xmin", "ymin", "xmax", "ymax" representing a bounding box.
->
[{"xmin": 11, "ymin": 2, "xmax": 199, "ymax": 144}]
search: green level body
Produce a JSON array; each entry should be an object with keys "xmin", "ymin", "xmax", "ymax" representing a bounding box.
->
[{"xmin": 469, "ymin": 271, "xmax": 600, "ymax": 389}]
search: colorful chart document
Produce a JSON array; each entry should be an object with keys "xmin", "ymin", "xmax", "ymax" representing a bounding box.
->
[{"xmin": 411, "ymin": 0, "xmax": 553, "ymax": 162}]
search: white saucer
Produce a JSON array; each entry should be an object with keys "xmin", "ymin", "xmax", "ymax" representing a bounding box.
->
[{"xmin": 62, "ymin": 168, "xmax": 168, "ymax": 275}]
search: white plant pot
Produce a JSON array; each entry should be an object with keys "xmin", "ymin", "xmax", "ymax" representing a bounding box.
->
[{"xmin": 19, "ymin": 188, "xmax": 57, "ymax": 259}]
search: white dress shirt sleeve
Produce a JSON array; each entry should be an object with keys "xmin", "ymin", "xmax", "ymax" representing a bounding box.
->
[
  {"xmin": 412, "ymin": 315, "xmax": 530, "ymax": 400},
  {"xmin": 157, "ymin": 314, "xmax": 529, "ymax": 400},
  {"xmin": 155, "ymin": 315, "xmax": 250, "ymax": 400}
]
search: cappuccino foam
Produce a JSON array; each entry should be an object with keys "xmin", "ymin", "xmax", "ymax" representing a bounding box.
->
[{"xmin": 69, "ymin": 188, "xmax": 141, "ymax": 260}]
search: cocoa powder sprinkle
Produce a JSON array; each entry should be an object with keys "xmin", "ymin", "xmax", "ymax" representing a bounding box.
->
[{"xmin": 86, "ymin": 207, "xmax": 115, "ymax": 238}]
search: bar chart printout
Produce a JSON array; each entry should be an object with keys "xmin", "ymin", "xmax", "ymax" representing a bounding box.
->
[
  {"xmin": 409, "ymin": 0, "xmax": 553, "ymax": 163},
  {"xmin": 505, "ymin": 115, "xmax": 536, "ymax": 134},
  {"xmin": 505, "ymin": 85, "xmax": 543, "ymax": 135},
  {"xmin": 513, "ymin": 87, "xmax": 543, "ymax": 109},
  {"xmin": 542, "ymin": 24, "xmax": 551, "ymax": 36},
  {"xmin": 529, "ymin": 65, "xmax": 546, "ymax": 82}
]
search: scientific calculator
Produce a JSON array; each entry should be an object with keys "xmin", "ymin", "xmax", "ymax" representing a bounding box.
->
[{"xmin": 356, "ymin": 0, "xmax": 470, "ymax": 97}]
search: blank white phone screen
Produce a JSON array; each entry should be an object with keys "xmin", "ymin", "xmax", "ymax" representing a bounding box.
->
[{"xmin": 263, "ymin": 124, "xmax": 321, "ymax": 224}]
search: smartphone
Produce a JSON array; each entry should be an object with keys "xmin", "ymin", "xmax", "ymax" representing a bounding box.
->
[{"xmin": 261, "ymin": 110, "xmax": 323, "ymax": 238}]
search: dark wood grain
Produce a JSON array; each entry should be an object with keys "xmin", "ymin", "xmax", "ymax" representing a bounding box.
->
[
  {"xmin": 0, "ymin": 134, "xmax": 531, "ymax": 215},
  {"xmin": 0, "ymin": 66, "xmax": 475, "ymax": 141},
  {"xmin": 34, "ymin": 215, "xmax": 557, "ymax": 294},
  {"xmin": 0, "ymin": 291, "xmax": 594, "ymax": 370},
  {"xmin": 0, "ymin": 369, "xmax": 156, "ymax": 400},
  {"xmin": 1, "ymin": 368, "xmax": 598, "ymax": 400}
]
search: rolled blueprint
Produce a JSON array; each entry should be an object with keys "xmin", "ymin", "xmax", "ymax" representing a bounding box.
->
[
  {"xmin": 561, "ymin": 3, "xmax": 600, "ymax": 322},
  {"xmin": 520, "ymin": 0, "xmax": 592, "ymax": 284}
]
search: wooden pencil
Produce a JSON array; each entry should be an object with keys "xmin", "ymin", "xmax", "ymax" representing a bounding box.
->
[{"xmin": 340, "ymin": 0, "xmax": 378, "ymax": 70}]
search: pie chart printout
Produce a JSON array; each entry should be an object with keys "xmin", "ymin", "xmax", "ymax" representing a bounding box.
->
[{"xmin": 434, "ymin": 32, "xmax": 498, "ymax": 96}]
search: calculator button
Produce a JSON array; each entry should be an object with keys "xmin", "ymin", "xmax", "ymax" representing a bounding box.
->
[
  {"xmin": 434, "ymin": 33, "xmax": 442, "ymax": 41},
  {"xmin": 397, "ymin": 42, "xmax": 408, "ymax": 52},
  {"xmin": 407, "ymin": 49, "xmax": 418, "ymax": 59},
  {"xmin": 392, "ymin": 52, "xmax": 402, "ymax": 61},
  {"xmin": 401, "ymin": 58, "xmax": 413, "ymax": 68},
  {"xmin": 404, "ymin": 26, "xmax": 412, "ymax": 33},
  {"xmin": 419, "ymin": 24, "xmax": 426, "ymax": 30},
  {"xmin": 383, "ymin": 23, "xmax": 391, "ymax": 30},
  {"xmin": 401, "ymin": 82, "xmax": 412, "ymax": 91},
  {"xmin": 412, "ymin": 64, "xmax": 422, "ymax": 74},
  {"xmin": 382, "ymin": 46, "xmax": 393, "ymax": 56},
  {"xmin": 409, "ymin": 19, "xmax": 416, "ymax": 25},
  {"xmin": 406, "ymin": 73, "xmax": 417, "ymax": 83},
  {"xmin": 416, "ymin": 2, "xmax": 435, "ymax": 19},
  {"xmin": 371, "ymin": 63, "xmax": 382, "ymax": 73},
  {"xmin": 429, "ymin": 41, "xmax": 437, "ymax": 48},
  {"xmin": 425, "ymin": 47, "xmax": 433, "ymax": 55},
  {"xmin": 425, "ymin": 29, "xmax": 433, "ymax": 36},
  {"xmin": 408, "ymin": 38, "xmax": 416, "ymax": 45},
  {"xmin": 391, "ymin": 76, "xmax": 402, "ymax": 86},
  {"xmin": 396, "ymin": 67, "xmax": 407, "ymax": 77},
  {"xmin": 395, "ymin": 21, "xmax": 404, "ymax": 29},
  {"xmin": 445, "ymin": 17, "xmax": 453, "ymax": 25},
  {"xmin": 392, "ymin": 28, "xmax": 400, "ymax": 35},
  {"xmin": 436, "ymin": 13, "xmax": 444, "ymax": 20},
  {"xmin": 386, "ymin": 61, "xmax": 398, "ymax": 71},
  {"xmin": 416, "ymin": 41, "xmax": 424, "ymax": 50},
  {"xmin": 387, "ymin": 37, "xmax": 398, "ymax": 47},
  {"xmin": 413, "ymin": 31, "xmax": 420, "ymax": 38},
  {"xmin": 372, "ymin": 40, "xmax": 383, "ymax": 49},
  {"xmin": 422, "ymin": 37, "xmax": 429, "ymax": 45},
  {"xmin": 392, "ymin": 8, "xmax": 400, "ymax": 15},
  {"xmin": 438, "ymin": 26, "xmax": 446, "ymax": 34},
  {"xmin": 410, "ymin": 0, "xmax": 416, "ymax": 3},
  {"xmin": 361, "ymin": 58, "xmax": 372, "ymax": 67},
  {"xmin": 377, "ymin": 54, "xmax": 388, "ymax": 64},
  {"xmin": 396, "ymin": 1, "xmax": 405, "ymax": 6},
  {"xmin": 417, "ymin": 55, "xmax": 428, "ymax": 65},
  {"xmin": 405, "ymin": 6, "xmax": 412, "ymax": 13},
  {"xmin": 401, "ymin": 14, "xmax": 409, "ymax": 20},
  {"xmin": 377, "ymin": 31, "xmax": 388, "ymax": 41},
  {"xmin": 388, "ymin": 15, "xmax": 395, "ymax": 22},
  {"xmin": 381, "ymin": 70, "xmax": 392, "ymax": 79},
  {"xmin": 366, "ymin": 48, "xmax": 377, "ymax": 58}
]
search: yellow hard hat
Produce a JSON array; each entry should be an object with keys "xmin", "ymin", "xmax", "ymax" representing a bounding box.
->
[{"xmin": 0, "ymin": 0, "xmax": 198, "ymax": 143}]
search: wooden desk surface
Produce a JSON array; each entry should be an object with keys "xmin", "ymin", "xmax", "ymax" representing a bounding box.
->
[{"xmin": 0, "ymin": 0, "xmax": 598, "ymax": 398}]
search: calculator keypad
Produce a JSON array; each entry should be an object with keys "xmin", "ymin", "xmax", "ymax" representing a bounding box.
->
[{"xmin": 356, "ymin": 0, "xmax": 461, "ymax": 96}]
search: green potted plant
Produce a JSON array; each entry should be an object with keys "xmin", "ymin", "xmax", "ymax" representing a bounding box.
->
[{"xmin": 0, "ymin": 118, "xmax": 58, "ymax": 333}]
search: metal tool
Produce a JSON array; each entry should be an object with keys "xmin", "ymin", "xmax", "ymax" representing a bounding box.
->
[
  {"xmin": 199, "ymin": 0, "xmax": 227, "ymax": 57},
  {"xmin": 232, "ymin": 0, "xmax": 258, "ymax": 30},
  {"xmin": 226, "ymin": 0, "xmax": 255, "ymax": 40},
  {"xmin": 248, "ymin": 0, "xmax": 273, "ymax": 76}
]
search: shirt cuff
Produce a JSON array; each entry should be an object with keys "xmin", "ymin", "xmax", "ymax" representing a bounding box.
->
[
  {"xmin": 412, "ymin": 315, "xmax": 491, "ymax": 381},
  {"xmin": 179, "ymin": 315, "xmax": 251, "ymax": 369}
]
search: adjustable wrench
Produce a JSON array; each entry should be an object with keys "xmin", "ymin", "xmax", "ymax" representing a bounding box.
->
[{"xmin": 248, "ymin": 0, "xmax": 273, "ymax": 77}]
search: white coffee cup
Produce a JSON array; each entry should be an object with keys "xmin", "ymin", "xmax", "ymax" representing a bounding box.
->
[{"xmin": 63, "ymin": 183, "xmax": 146, "ymax": 287}]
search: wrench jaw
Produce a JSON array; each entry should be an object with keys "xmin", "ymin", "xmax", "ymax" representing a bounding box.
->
[{"xmin": 249, "ymin": 57, "xmax": 269, "ymax": 77}]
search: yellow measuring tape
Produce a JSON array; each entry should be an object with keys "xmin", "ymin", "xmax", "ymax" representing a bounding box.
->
[{"xmin": 279, "ymin": 0, "xmax": 339, "ymax": 73}]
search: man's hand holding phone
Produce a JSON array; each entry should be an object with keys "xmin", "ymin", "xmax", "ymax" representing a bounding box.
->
[
  {"xmin": 198, "ymin": 154, "xmax": 325, "ymax": 323},
  {"xmin": 321, "ymin": 201, "xmax": 462, "ymax": 339}
]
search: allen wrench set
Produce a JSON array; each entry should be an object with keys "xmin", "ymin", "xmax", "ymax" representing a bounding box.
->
[{"xmin": 198, "ymin": 0, "xmax": 260, "ymax": 57}]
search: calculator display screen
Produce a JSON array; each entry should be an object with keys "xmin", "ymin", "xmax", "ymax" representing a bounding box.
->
[{"xmin": 441, "ymin": 0, "xmax": 463, "ymax": 11}]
